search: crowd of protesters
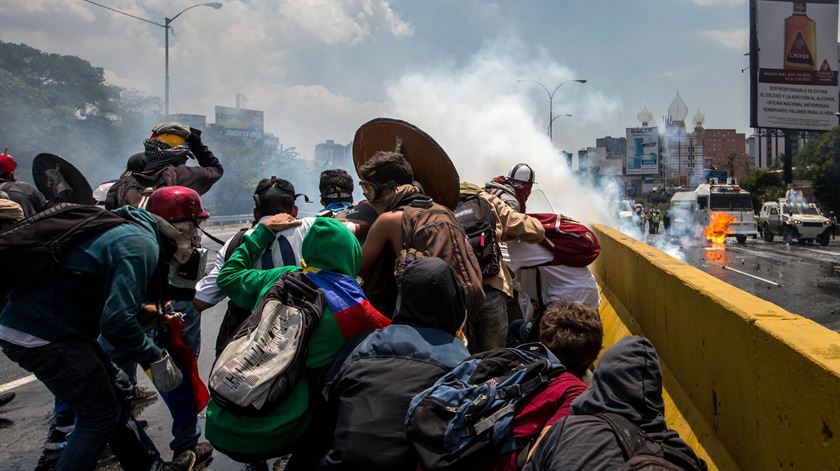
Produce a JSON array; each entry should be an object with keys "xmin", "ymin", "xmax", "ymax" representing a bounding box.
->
[{"xmin": 0, "ymin": 121, "xmax": 706, "ymax": 471}]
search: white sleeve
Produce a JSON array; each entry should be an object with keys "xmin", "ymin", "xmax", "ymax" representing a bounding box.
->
[
  {"xmin": 343, "ymin": 221, "xmax": 357, "ymax": 234},
  {"xmin": 193, "ymin": 237, "xmax": 232, "ymax": 305}
]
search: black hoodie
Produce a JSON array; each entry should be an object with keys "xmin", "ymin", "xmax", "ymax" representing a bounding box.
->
[
  {"xmin": 321, "ymin": 258, "xmax": 470, "ymax": 471},
  {"xmin": 524, "ymin": 336, "xmax": 707, "ymax": 471}
]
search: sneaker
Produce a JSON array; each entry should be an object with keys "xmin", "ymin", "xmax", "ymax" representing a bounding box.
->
[
  {"xmin": 44, "ymin": 418, "xmax": 74, "ymax": 451},
  {"xmin": 165, "ymin": 450, "xmax": 196, "ymax": 471},
  {"xmin": 34, "ymin": 450, "xmax": 62, "ymax": 471},
  {"xmin": 0, "ymin": 392, "xmax": 14, "ymax": 408},
  {"xmin": 174, "ymin": 442, "xmax": 213, "ymax": 470}
]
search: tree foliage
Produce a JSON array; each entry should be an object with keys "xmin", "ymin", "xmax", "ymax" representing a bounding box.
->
[
  {"xmin": 0, "ymin": 41, "xmax": 158, "ymax": 186},
  {"xmin": 740, "ymin": 168, "xmax": 785, "ymax": 212},
  {"xmin": 794, "ymin": 126, "xmax": 840, "ymax": 215}
]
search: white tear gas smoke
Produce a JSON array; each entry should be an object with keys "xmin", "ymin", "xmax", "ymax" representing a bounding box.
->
[{"xmin": 381, "ymin": 38, "xmax": 621, "ymax": 225}]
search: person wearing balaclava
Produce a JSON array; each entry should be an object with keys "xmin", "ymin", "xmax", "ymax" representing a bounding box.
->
[
  {"xmin": 524, "ymin": 336, "xmax": 708, "ymax": 471},
  {"xmin": 485, "ymin": 163, "xmax": 535, "ymax": 213},
  {"xmin": 109, "ymin": 122, "xmax": 223, "ymax": 208},
  {"xmin": 0, "ymin": 200, "xmax": 198, "ymax": 471},
  {"xmin": 320, "ymin": 257, "xmax": 470, "ymax": 471}
]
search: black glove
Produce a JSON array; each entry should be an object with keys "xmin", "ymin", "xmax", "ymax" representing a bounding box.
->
[{"xmin": 187, "ymin": 127, "xmax": 203, "ymax": 150}]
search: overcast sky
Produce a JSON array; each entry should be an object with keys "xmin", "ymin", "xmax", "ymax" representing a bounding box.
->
[{"xmin": 0, "ymin": 0, "xmax": 758, "ymax": 160}]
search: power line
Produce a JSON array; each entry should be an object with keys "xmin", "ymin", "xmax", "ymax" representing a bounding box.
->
[{"xmin": 80, "ymin": 0, "xmax": 164, "ymax": 28}]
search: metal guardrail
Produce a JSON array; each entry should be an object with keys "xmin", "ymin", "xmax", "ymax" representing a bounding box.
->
[
  {"xmin": 205, "ymin": 211, "xmax": 319, "ymax": 227},
  {"xmin": 205, "ymin": 214, "xmax": 252, "ymax": 227}
]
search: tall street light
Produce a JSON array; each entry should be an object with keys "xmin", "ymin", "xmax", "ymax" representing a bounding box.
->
[
  {"xmin": 517, "ymin": 79, "xmax": 586, "ymax": 141},
  {"xmin": 82, "ymin": 1, "xmax": 223, "ymax": 116},
  {"xmin": 548, "ymin": 113, "xmax": 573, "ymax": 136}
]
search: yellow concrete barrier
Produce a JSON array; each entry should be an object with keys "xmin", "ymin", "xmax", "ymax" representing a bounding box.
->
[{"xmin": 590, "ymin": 224, "xmax": 840, "ymax": 471}]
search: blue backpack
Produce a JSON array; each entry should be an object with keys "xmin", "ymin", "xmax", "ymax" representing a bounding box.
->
[{"xmin": 404, "ymin": 343, "xmax": 565, "ymax": 471}]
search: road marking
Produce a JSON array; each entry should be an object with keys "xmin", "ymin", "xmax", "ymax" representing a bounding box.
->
[{"xmin": 0, "ymin": 374, "xmax": 37, "ymax": 393}]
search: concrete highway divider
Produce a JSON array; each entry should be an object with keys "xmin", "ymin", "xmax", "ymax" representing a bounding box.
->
[{"xmin": 590, "ymin": 224, "xmax": 840, "ymax": 471}]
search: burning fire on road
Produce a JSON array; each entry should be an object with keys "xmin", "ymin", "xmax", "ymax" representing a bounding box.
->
[{"xmin": 705, "ymin": 212, "xmax": 737, "ymax": 249}]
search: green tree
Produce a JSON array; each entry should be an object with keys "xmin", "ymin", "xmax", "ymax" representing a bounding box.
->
[
  {"xmin": 794, "ymin": 127, "xmax": 840, "ymax": 215},
  {"xmin": 740, "ymin": 168, "xmax": 785, "ymax": 213}
]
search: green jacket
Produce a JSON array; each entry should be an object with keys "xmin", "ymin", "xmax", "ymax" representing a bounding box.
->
[
  {"xmin": 0, "ymin": 206, "xmax": 162, "ymax": 365},
  {"xmin": 206, "ymin": 218, "xmax": 389, "ymax": 456}
]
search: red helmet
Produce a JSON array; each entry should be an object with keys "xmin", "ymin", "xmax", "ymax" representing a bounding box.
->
[{"xmin": 146, "ymin": 186, "xmax": 209, "ymax": 223}]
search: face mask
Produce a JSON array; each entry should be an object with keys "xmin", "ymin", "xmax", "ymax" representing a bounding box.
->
[
  {"xmin": 167, "ymin": 247, "xmax": 208, "ymax": 289},
  {"xmin": 172, "ymin": 221, "xmax": 201, "ymax": 247}
]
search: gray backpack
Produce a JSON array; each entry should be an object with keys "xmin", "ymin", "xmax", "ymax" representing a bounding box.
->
[{"xmin": 208, "ymin": 271, "xmax": 325, "ymax": 416}]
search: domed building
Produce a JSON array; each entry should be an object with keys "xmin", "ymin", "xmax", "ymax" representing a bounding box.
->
[{"xmin": 662, "ymin": 91, "xmax": 707, "ymax": 187}]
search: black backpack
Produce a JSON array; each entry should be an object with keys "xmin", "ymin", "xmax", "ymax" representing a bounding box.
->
[
  {"xmin": 596, "ymin": 412, "xmax": 706, "ymax": 471},
  {"xmin": 105, "ymin": 165, "xmax": 178, "ymax": 209},
  {"xmin": 208, "ymin": 271, "xmax": 326, "ymax": 416},
  {"xmin": 0, "ymin": 203, "xmax": 128, "ymax": 288},
  {"xmin": 453, "ymin": 194, "xmax": 500, "ymax": 277}
]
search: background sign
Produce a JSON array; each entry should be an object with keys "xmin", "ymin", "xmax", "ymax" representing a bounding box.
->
[
  {"xmin": 751, "ymin": 0, "xmax": 839, "ymax": 131},
  {"xmin": 625, "ymin": 127, "xmax": 659, "ymax": 175},
  {"xmin": 214, "ymin": 106, "xmax": 264, "ymax": 139}
]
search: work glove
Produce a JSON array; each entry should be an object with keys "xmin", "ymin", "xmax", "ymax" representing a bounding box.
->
[{"xmin": 146, "ymin": 350, "xmax": 183, "ymax": 393}]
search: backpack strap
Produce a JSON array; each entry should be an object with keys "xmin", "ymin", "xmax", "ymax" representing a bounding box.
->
[
  {"xmin": 595, "ymin": 412, "xmax": 664, "ymax": 461},
  {"xmin": 223, "ymin": 228, "xmax": 249, "ymax": 262}
]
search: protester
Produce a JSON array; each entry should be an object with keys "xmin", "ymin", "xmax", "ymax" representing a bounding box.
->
[
  {"xmin": 504, "ymin": 235, "xmax": 601, "ymax": 347},
  {"xmin": 105, "ymin": 122, "xmax": 223, "ymax": 209},
  {"xmin": 485, "ymin": 301, "xmax": 602, "ymax": 470},
  {"xmin": 359, "ymin": 151, "xmax": 484, "ymax": 314},
  {"xmin": 206, "ymin": 216, "xmax": 391, "ymax": 470},
  {"xmin": 318, "ymin": 169, "xmax": 355, "ymax": 217},
  {"xmin": 524, "ymin": 336, "xmax": 708, "ymax": 471},
  {"xmin": 321, "ymin": 257, "xmax": 469, "ymax": 470},
  {"xmin": 485, "ymin": 163, "xmax": 535, "ymax": 213},
  {"xmin": 458, "ymin": 182, "xmax": 545, "ymax": 352},
  {"xmin": 193, "ymin": 177, "xmax": 357, "ymax": 357},
  {"xmin": 143, "ymin": 186, "xmax": 214, "ymax": 467},
  {"xmin": 0, "ymin": 200, "xmax": 198, "ymax": 471},
  {"xmin": 0, "ymin": 149, "xmax": 48, "ymax": 217}
]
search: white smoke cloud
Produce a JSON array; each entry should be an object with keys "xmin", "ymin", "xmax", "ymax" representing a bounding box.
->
[{"xmin": 383, "ymin": 37, "xmax": 622, "ymax": 225}]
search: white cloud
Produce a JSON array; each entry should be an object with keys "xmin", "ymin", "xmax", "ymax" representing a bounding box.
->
[
  {"xmin": 691, "ymin": 0, "xmax": 746, "ymax": 6},
  {"xmin": 698, "ymin": 28, "xmax": 748, "ymax": 50}
]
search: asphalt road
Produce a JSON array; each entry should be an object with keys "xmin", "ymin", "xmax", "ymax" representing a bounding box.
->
[
  {"xmin": 2, "ymin": 226, "xmax": 839, "ymax": 469},
  {"xmin": 640, "ymin": 231, "xmax": 840, "ymax": 332}
]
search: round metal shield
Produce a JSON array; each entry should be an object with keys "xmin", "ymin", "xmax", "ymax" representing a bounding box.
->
[
  {"xmin": 32, "ymin": 153, "xmax": 93, "ymax": 205},
  {"xmin": 352, "ymin": 118, "xmax": 459, "ymax": 210}
]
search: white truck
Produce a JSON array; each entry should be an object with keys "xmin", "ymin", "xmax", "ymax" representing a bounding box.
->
[
  {"xmin": 669, "ymin": 181, "xmax": 758, "ymax": 244},
  {"xmin": 758, "ymin": 190, "xmax": 832, "ymax": 246}
]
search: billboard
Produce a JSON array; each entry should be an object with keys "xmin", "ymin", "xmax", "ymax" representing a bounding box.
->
[
  {"xmin": 750, "ymin": 0, "xmax": 839, "ymax": 131},
  {"xmin": 214, "ymin": 106, "xmax": 264, "ymax": 139},
  {"xmin": 625, "ymin": 127, "xmax": 659, "ymax": 175}
]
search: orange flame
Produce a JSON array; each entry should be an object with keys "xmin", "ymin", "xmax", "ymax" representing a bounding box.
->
[{"xmin": 705, "ymin": 212, "xmax": 737, "ymax": 247}]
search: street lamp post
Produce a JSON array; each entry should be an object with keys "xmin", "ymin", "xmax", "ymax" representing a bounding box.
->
[
  {"xmin": 82, "ymin": 0, "xmax": 223, "ymax": 116},
  {"xmin": 548, "ymin": 114, "xmax": 573, "ymax": 135},
  {"xmin": 517, "ymin": 79, "xmax": 586, "ymax": 141}
]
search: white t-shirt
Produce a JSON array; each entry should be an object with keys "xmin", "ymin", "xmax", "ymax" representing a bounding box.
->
[
  {"xmin": 504, "ymin": 240, "xmax": 601, "ymax": 320},
  {"xmin": 194, "ymin": 216, "xmax": 355, "ymax": 305}
]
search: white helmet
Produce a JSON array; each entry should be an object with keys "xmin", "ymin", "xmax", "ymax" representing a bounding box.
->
[{"xmin": 507, "ymin": 163, "xmax": 535, "ymax": 184}]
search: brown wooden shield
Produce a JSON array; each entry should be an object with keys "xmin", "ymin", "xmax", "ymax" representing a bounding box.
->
[
  {"xmin": 353, "ymin": 118, "xmax": 459, "ymax": 210},
  {"xmin": 32, "ymin": 153, "xmax": 93, "ymax": 205}
]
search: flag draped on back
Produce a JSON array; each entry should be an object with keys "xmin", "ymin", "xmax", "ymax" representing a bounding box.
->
[{"xmin": 306, "ymin": 270, "xmax": 390, "ymax": 339}]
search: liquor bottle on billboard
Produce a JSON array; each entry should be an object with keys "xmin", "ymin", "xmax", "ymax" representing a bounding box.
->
[{"xmin": 784, "ymin": 0, "xmax": 816, "ymax": 71}]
